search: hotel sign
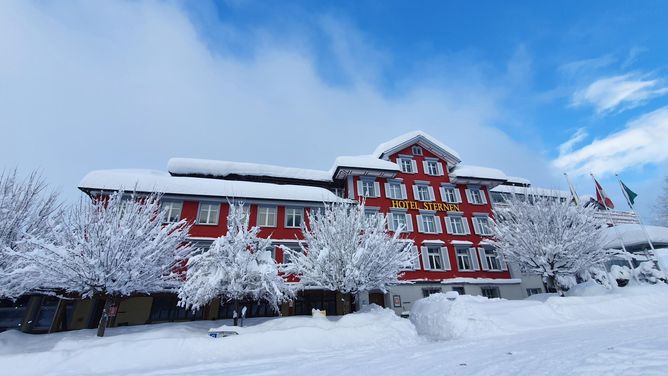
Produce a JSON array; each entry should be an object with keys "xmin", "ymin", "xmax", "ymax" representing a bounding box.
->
[{"xmin": 390, "ymin": 200, "xmax": 460, "ymax": 212}]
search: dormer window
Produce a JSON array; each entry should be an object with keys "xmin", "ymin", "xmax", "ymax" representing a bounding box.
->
[{"xmin": 411, "ymin": 146, "xmax": 423, "ymax": 156}]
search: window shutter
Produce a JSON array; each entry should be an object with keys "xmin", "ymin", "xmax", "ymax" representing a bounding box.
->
[
  {"xmin": 409, "ymin": 246, "xmax": 419, "ymax": 269},
  {"xmin": 422, "ymin": 160, "xmax": 429, "ymax": 174},
  {"xmin": 445, "ymin": 216, "xmax": 453, "ymax": 234},
  {"xmin": 384, "ymin": 183, "xmax": 391, "ymax": 198},
  {"xmin": 480, "ymin": 190, "xmax": 488, "ymax": 204},
  {"xmin": 478, "ymin": 248, "xmax": 489, "ymax": 271},
  {"xmin": 437, "ymin": 162, "xmax": 444, "ymax": 176},
  {"xmin": 455, "ymin": 188, "xmax": 462, "ymax": 203},
  {"xmin": 441, "ymin": 247, "xmax": 451, "ymax": 270},
  {"xmin": 428, "ymin": 186, "xmax": 435, "ymax": 201},
  {"xmin": 405, "ymin": 214, "xmax": 414, "ymax": 232},
  {"xmin": 434, "ymin": 216, "xmax": 443, "ymax": 234},
  {"xmin": 472, "ymin": 217, "xmax": 481, "ymax": 235},
  {"xmin": 463, "ymin": 218, "xmax": 471, "ymax": 234},
  {"xmin": 412, "ymin": 185, "xmax": 419, "ymax": 200},
  {"xmin": 421, "ymin": 246, "xmax": 430, "ymax": 270},
  {"xmin": 357, "ymin": 180, "xmax": 363, "ymax": 197},
  {"xmin": 411, "ymin": 159, "xmax": 418, "ymax": 173},
  {"xmin": 439, "ymin": 186, "xmax": 446, "ymax": 202},
  {"xmin": 499, "ymin": 253, "xmax": 508, "ymax": 271},
  {"xmin": 400, "ymin": 184, "xmax": 407, "ymax": 199},
  {"xmin": 469, "ymin": 248, "xmax": 480, "ymax": 270},
  {"xmin": 374, "ymin": 181, "xmax": 381, "ymax": 197},
  {"xmin": 416, "ymin": 215, "xmax": 424, "ymax": 233},
  {"xmin": 465, "ymin": 189, "xmax": 473, "ymax": 203}
]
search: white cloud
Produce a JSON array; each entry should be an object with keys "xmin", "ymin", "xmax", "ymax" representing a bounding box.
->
[
  {"xmin": 572, "ymin": 73, "xmax": 668, "ymax": 114},
  {"xmin": 0, "ymin": 1, "xmax": 558, "ymax": 200},
  {"xmin": 558, "ymin": 128, "xmax": 588, "ymax": 155},
  {"xmin": 554, "ymin": 107, "xmax": 668, "ymax": 177}
]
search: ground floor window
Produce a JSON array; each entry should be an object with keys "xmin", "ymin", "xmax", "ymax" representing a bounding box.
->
[
  {"xmin": 451, "ymin": 286, "xmax": 465, "ymax": 295},
  {"xmin": 481, "ymin": 286, "xmax": 500, "ymax": 299},
  {"xmin": 422, "ymin": 287, "xmax": 442, "ymax": 298},
  {"xmin": 526, "ymin": 288, "xmax": 542, "ymax": 296},
  {"xmin": 0, "ymin": 296, "xmax": 30, "ymax": 332},
  {"xmin": 218, "ymin": 300, "xmax": 279, "ymax": 319},
  {"xmin": 294, "ymin": 290, "xmax": 337, "ymax": 315},
  {"xmin": 150, "ymin": 296, "xmax": 203, "ymax": 322}
]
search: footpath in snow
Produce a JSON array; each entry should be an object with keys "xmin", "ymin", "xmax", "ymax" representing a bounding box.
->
[{"xmin": 1, "ymin": 284, "xmax": 668, "ymax": 376}]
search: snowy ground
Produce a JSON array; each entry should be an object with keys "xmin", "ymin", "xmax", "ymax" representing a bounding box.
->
[{"xmin": 2, "ymin": 285, "xmax": 668, "ymax": 376}]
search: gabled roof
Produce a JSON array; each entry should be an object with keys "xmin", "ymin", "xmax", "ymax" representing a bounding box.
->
[
  {"xmin": 372, "ymin": 130, "xmax": 462, "ymax": 165},
  {"xmin": 168, "ymin": 158, "xmax": 332, "ymax": 182}
]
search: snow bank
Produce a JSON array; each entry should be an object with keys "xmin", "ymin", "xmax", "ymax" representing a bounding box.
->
[
  {"xmin": 410, "ymin": 284, "xmax": 668, "ymax": 341},
  {"xmin": 0, "ymin": 307, "xmax": 420, "ymax": 376}
]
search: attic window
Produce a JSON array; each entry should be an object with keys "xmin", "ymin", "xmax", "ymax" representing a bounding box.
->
[{"xmin": 411, "ymin": 146, "xmax": 423, "ymax": 156}]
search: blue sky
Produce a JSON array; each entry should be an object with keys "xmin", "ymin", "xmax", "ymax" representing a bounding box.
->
[{"xmin": 1, "ymin": 0, "xmax": 667, "ymax": 220}]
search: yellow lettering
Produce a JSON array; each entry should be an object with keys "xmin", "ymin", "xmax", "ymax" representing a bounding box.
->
[
  {"xmin": 411, "ymin": 201, "xmax": 419, "ymax": 210},
  {"xmin": 423, "ymin": 202, "xmax": 432, "ymax": 211}
]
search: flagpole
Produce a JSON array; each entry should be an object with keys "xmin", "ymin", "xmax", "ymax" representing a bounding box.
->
[
  {"xmin": 615, "ymin": 174, "xmax": 656, "ymax": 263},
  {"xmin": 564, "ymin": 173, "xmax": 580, "ymax": 206},
  {"xmin": 591, "ymin": 173, "xmax": 637, "ymax": 277}
]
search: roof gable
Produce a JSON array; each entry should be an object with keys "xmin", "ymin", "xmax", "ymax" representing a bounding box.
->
[{"xmin": 372, "ymin": 131, "xmax": 461, "ymax": 165}]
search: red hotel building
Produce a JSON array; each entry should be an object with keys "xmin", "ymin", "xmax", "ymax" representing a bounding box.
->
[{"xmin": 77, "ymin": 131, "xmax": 525, "ymax": 322}]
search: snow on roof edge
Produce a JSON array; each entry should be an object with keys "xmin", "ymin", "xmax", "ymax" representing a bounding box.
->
[
  {"xmin": 168, "ymin": 158, "xmax": 332, "ymax": 182},
  {"xmin": 372, "ymin": 130, "xmax": 462, "ymax": 162}
]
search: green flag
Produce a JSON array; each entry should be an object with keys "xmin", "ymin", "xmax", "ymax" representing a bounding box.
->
[{"xmin": 621, "ymin": 180, "xmax": 638, "ymax": 206}]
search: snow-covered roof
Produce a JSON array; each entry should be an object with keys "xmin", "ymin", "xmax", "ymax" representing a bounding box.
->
[
  {"xmin": 331, "ymin": 155, "xmax": 399, "ymax": 172},
  {"xmin": 79, "ymin": 169, "xmax": 345, "ymax": 203},
  {"xmin": 441, "ymin": 278, "xmax": 522, "ymax": 285},
  {"xmin": 372, "ymin": 131, "xmax": 462, "ymax": 164},
  {"xmin": 602, "ymin": 224, "xmax": 668, "ymax": 249},
  {"xmin": 168, "ymin": 158, "xmax": 332, "ymax": 182},
  {"xmin": 491, "ymin": 185, "xmax": 571, "ymax": 198},
  {"xmin": 450, "ymin": 165, "xmax": 507, "ymax": 182},
  {"xmin": 505, "ymin": 176, "xmax": 531, "ymax": 186}
]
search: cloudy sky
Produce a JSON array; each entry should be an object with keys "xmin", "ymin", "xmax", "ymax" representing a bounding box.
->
[{"xmin": 1, "ymin": 1, "xmax": 667, "ymax": 221}]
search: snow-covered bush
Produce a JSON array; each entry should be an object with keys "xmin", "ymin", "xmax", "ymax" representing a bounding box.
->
[
  {"xmin": 0, "ymin": 170, "xmax": 60, "ymax": 299},
  {"xmin": 634, "ymin": 262, "xmax": 667, "ymax": 284},
  {"xmin": 17, "ymin": 191, "xmax": 194, "ymax": 336},
  {"xmin": 578, "ymin": 267, "xmax": 613, "ymax": 289},
  {"xmin": 492, "ymin": 193, "xmax": 612, "ymax": 295},
  {"xmin": 178, "ymin": 203, "xmax": 293, "ymax": 325},
  {"xmin": 282, "ymin": 201, "xmax": 414, "ymax": 299},
  {"xmin": 609, "ymin": 265, "xmax": 632, "ymax": 287}
]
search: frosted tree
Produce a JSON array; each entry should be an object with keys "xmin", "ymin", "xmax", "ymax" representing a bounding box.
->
[
  {"xmin": 0, "ymin": 170, "xmax": 60, "ymax": 299},
  {"xmin": 17, "ymin": 191, "xmax": 194, "ymax": 337},
  {"xmin": 492, "ymin": 194, "xmax": 612, "ymax": 295},
  {"xmin": 657, "ymin": 176, "xmax": 668, "ymax": 226},
  {"xmin": 282, "ymin": 202, "xmax": 414, "ymax": 307},
  {"xmin": 178, "ymin": 203, "xmax": 293, "ymax": 326}
]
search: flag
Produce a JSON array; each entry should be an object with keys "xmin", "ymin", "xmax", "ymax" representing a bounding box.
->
[
  {"xmin": 619, "ymin": 180, "xmax": 638, "ymax": 207},
  {"xmin": 564, "ymin": 173, "xmax": 580, "ymax": 206},
  {"xmin": 592, "ymin": 175, "xmax": 615, "ymax": 209}
]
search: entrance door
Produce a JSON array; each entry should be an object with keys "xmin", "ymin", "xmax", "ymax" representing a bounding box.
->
[{"xmin": 368, "ymin": 292, "xmax": 386, "ymax": 308}]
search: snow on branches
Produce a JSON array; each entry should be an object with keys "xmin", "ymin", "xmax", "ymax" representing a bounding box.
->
[
  {"xmin": 282, "ymin": 202, "xmax": 414, "ymax": 295},
  {"xmin": 657, "ymin": 176, "xmax": 668, "ymax": 226},
  {"xmin": 492, "ymin": 193, "xmax": 612, "ymax": 294},
  {"xmin": 0, "ymin": 170, "xmax": 60, "ymax": 299},
  {"xmin": 18, "ymin": 191, "xmax": 194, "ymax": 298},
  {"xmin": 178, "ymin": 203, "xmax": 292, "ymax": 312}
]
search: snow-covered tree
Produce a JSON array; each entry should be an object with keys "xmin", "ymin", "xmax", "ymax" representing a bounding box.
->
[
  {"xmin": 17, "ymin": 191, "xmax": 194, "ymax": 336},
  {"xmin": 657, "ymin": 176, "xmax": 668, "ymax": 226},
  {"xmin": 178, "ymin": 203, "xmax": 292, "ymax": 325},
  {"xmin": 282, "ymin": 202, "xmax": 414, "ymax": 303},
  {"xmin": 0, "ymin": 169, "xmax": 60, "ymax": 299},
  {"xmin": 492, "ymin": 193, "xmax": 613, "ymax": 295}
]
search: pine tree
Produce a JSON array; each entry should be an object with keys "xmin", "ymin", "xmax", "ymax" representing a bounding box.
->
[
  {"xmin": 178, "ymin": 204, "xmax": 293, "ymax": 325},
  {"xmin": 0, "ymin": 170, "xmax": 60, "ymax": 299},
  {"xmin": 282, "ymin": 202, "xmax": 414, "ymax": 304},
  {"xmin": 17, "ymin": 191, "xmax": 194, "ymax": 336},
  {"xmin": 492, "ymin": 193, "xmax": 613, "ymax": 295}
]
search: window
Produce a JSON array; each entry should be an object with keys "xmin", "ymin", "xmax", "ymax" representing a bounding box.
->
[
  {"xmin": 398, "ymin": 157, "xmax": 416, "ymax": 173},
  {"xmin": 365, "ymin": 210, "xmax": 380, "ymax": 221},
  {"xmin": 456, "ymin": 248, "xmax": 473, "ymax": 271},
  {"xmin": 422, "ymin": 287, "xmax": 442, "ymax": 297},
  {"xmin": 361, "ymin": 180, "xmax": 376, "ymax": 197},
  {"xmin": 264, "ymin": 246, "xmax": 276, "ymax": 261},
  {"xmin": 446, "ymin": 215, "xmax": 469, "ymax": 235},
  {"xmin": 451, "ymin": 286, "xmax": 465, "ymax": 295},
  {"xmin": 257, "ymin": 206, "xmax": 277, "ymax": 227},
  {"xmin": 285, "ymin": 207, "xmax": 303, "ymax": 228},
  {"xmin": 385, "ymin": 182, "xmax": 405, "ymax": 199},
  {"xmin": 466, "ymin": 187, "xmax": 488, "ymax": 205},
  {"xmin": 485, "ymin": 249, "xmax": 502, "ymax": 270},
  {"xmin": 423, "ymin": 160, "xmax": 443, "ymax": 176},
  {"xmin": 526, "ymin": 288, "xmax": 542, "ymax": 296},
  {"xmin": 282, "ymin": 245, "xmax": 301, "ymax": 264},
  {"xmin": 481, "ymin": 287, "xmax": 500, "ymax": 299},
  {"xmin": 389, "ymin": 212, "xmax": 412, "ymax": 232},
  {"xmin": 440, "ymin": 186, "xmax": 461, "ymax": 203},
  {"xmin": 161, "ymin": 201, "xmax": 183, "ymax": 223},
  {"xmin": 412, "ymin": 146, "xmax": 423, "ymax": 155},
  {"xmin": 427, "ymin": 247, "xmax": 443, "ymax": 270},
  {"xmin": 197, "ymin": 202, "xmax": 220, "ymax": 225},
  {"xmin": 417, "ymin": 214, "xmax": 441, "ymax": 234},
  {"xmin": 414, "ymin": 184, "xmax": 434, "ymax": 202},
  {"xmin": 473, "ymin": 216, "xmax": 493, "ymax": 235}
]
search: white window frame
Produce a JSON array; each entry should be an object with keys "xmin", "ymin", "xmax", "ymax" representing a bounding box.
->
[
  {"xmin": 416, "ymin": 213, "xmax": 442, "ymax": 234},
  {"xmin": 456, "ymin": 247, "xmax": 480, "ymax": 271},
  {"xmin": 257, "ymin": 206, "xmax": 277, "ymax": 227},
  {"xmin": 445, "ymin": 215, "xmax": 470, "ymax": 235},
  {"xmin": 423, "ymin": 159, "xmax": 444, "ymax": 176},
  {"xmin": 357, "ymin": 179, "xmax": 381, "ymax": 198},
  {"xmin": 196, "ymin": 202, "xmax": 220, "ymax": 225},
  {"xmin": 413, "ymin": 184, "xmax": 434, "ymax": 202},
  {"xmin": 421, "ymin": 245, "xmax": 451, "ymax": 271},
  {"xmin": 284, "ymin": 207, "xmax": 304, "ymax": 228},
  {"xmin": 385, "ymin": 181, "xmax": 407, "ymax": 200},
  {"xmin": 473, "ymin": 216, "xmax": 493, "ymax": 236},
  {"xmin": 478, "ymin": 247, "xmax": 507, "ymax": 271},
  {"xmin": 389, "ymin": 211, "xmax": 413, "ymax": 233},
  {"xmin": 440, "ymin": 186, "xmax": 462, "ymax": 203},
  {"xmin": 411, "ymin": 146, "xmax": 423, "ymax": 156},
  {"xmin": 397, "ymin": 157, "xmax": 417, "ymax": 174},
  {"xmin": 161, "ymin": 200, "xmax": 183, "ymax": 223},
  {"xmin": 466, "ymin": 187, "xmax": 488, "ymax": 205}
]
